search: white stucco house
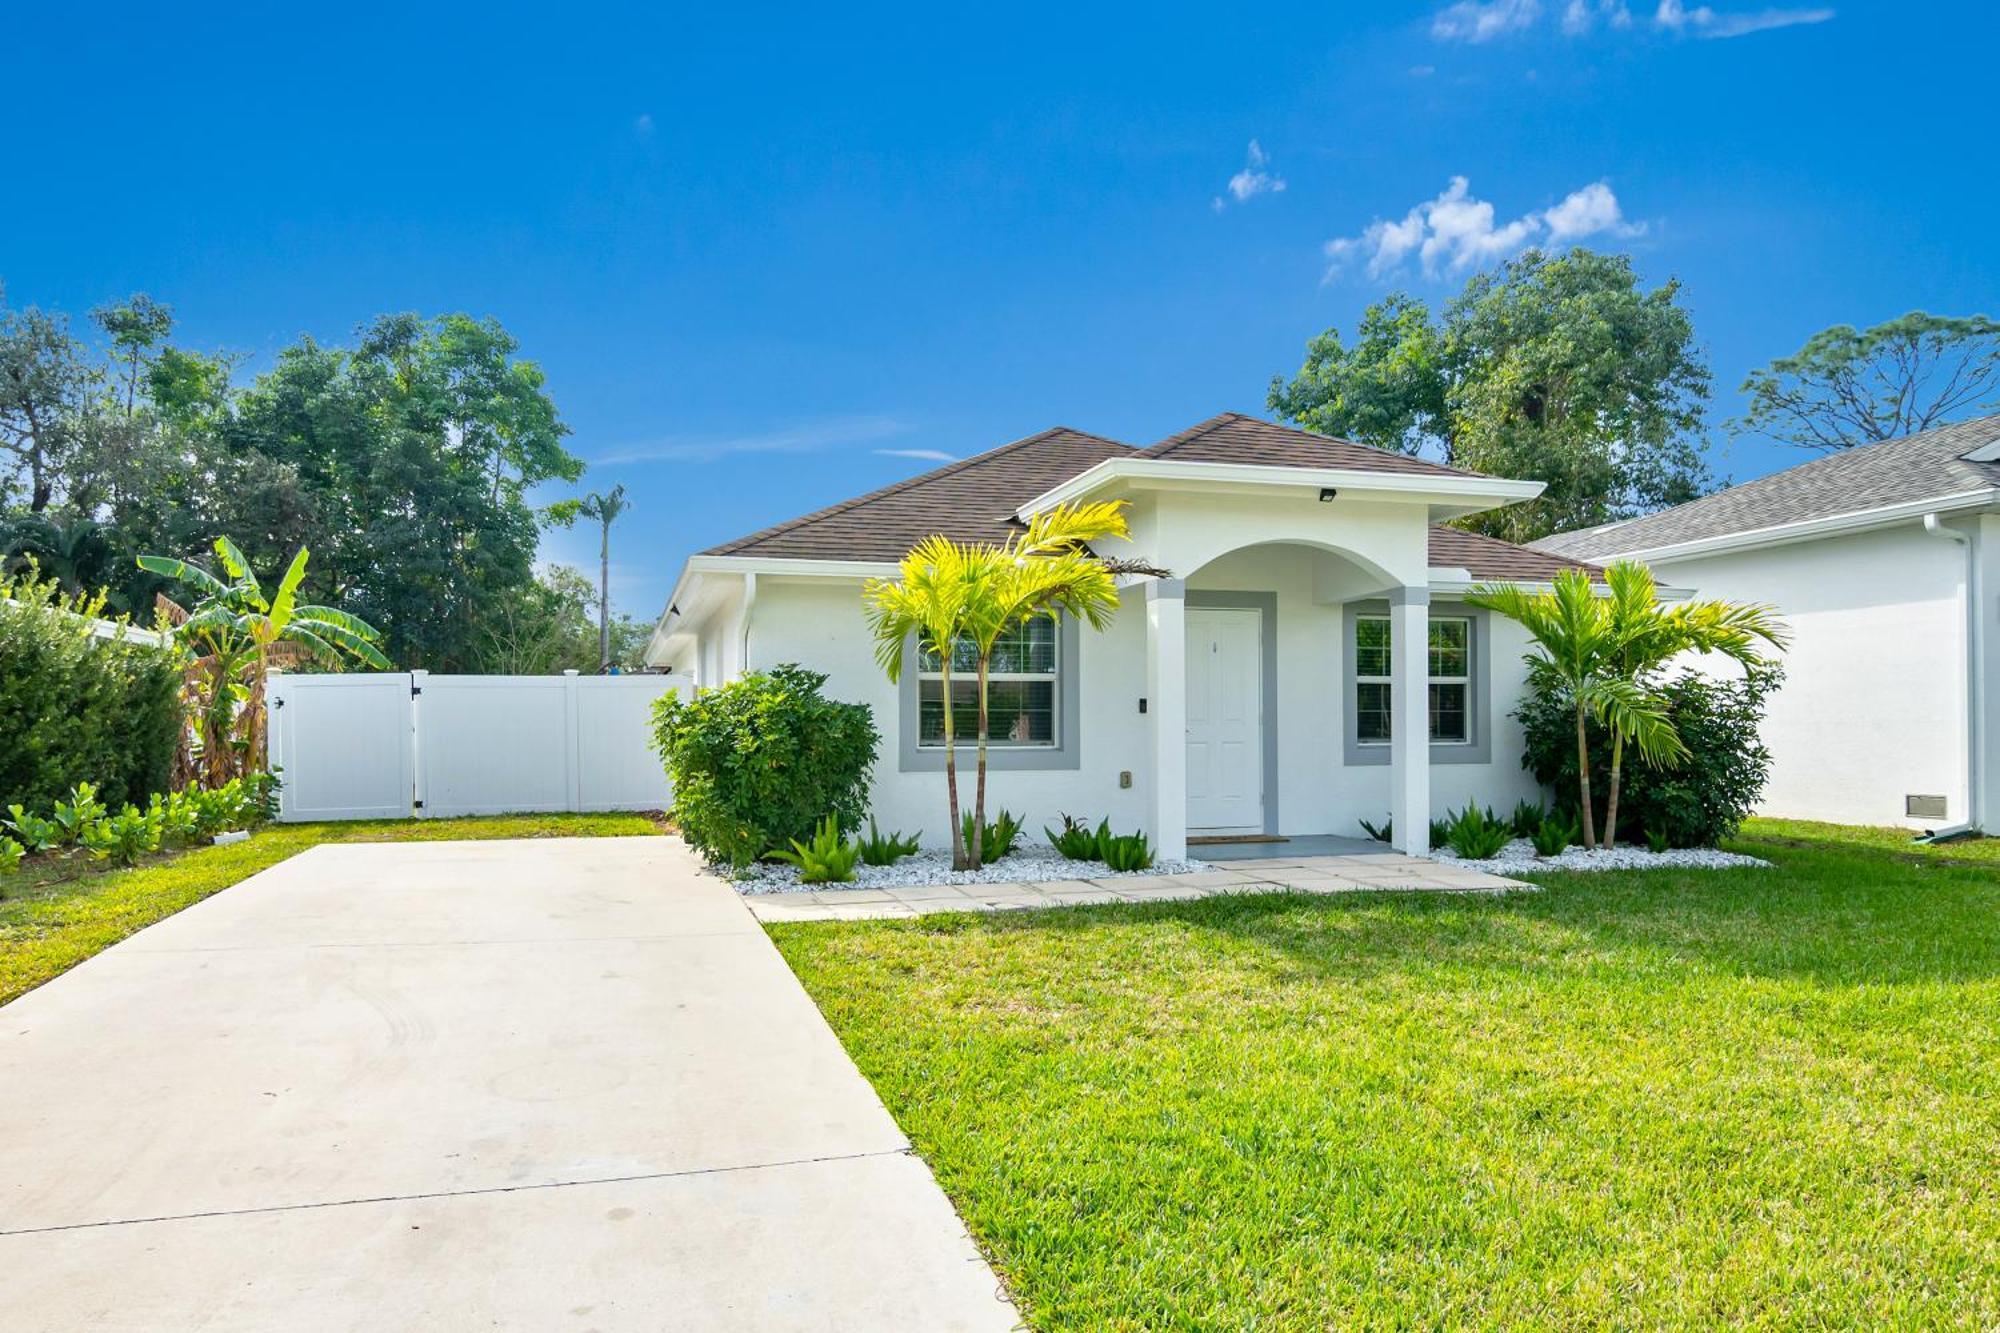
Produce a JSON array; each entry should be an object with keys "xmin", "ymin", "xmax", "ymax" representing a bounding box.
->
[
  {"xmin": 1534, "ymin": 412, "xmax": 2000, "ymax": 836},
  {"xmin": 645, "ymin": 413, "xmax": 1607, "ymax": 859}
]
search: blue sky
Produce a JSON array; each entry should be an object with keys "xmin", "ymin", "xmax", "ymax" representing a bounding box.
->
[{"xmin": 7, "ymin": 1, "xmax": 1995, "ymax": 618}]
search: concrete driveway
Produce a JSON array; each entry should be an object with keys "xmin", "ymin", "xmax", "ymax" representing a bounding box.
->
[{"xmin": 0, "ymin": 836, "xmax": 1018, "ymax": 1331}]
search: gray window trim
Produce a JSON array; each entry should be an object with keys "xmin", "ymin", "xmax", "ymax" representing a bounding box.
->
[
  {"xmin": 1185, "ymin": 590, "xmax": 1280, "ymax": 836},
  {"xmin": 1341, "ymin": 600, "xmax": 1492, "ymax": 767},
  {"xmin": 897, "ymin": 614, "xmax": 1082, "ymax": 772}
]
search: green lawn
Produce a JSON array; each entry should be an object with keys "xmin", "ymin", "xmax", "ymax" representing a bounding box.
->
[
  {"xmin": 771, "ymin": 819, "xmax": 2000, "ymax": 1330},
  {"xmin": 1, "ymin": 812, "xmax": 660, "ymax": 1006}
]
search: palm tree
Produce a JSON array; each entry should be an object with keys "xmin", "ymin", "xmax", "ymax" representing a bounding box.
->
[
  {"xmin": 576, "ymin": 485, "xmax": 630, "ymax": 673},
  {"xmin": 1470, "ymin": 562, "xmax": 1785, "ymax": 849},
  {"xmin": 138, "ymin": 537, "xmax": 390, "ymax": 783},
  {"xmin": 865, "ymin": 501, "xmax": 1136, "ymax": 869},
  {"xmin": 1593, "ymin": 561, "xmax": 1786, "ymax": 847},
  {"xmin": 1468, "ymin": 567, "xmax": 1677, "ymax": 849}
]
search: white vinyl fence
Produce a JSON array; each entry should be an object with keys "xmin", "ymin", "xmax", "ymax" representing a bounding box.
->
[{"xmin": 266, "ymin": 670, "xmax": 689, "ymax": 822}]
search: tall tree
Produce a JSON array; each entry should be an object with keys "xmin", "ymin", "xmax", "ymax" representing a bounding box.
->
[
  {"xmin": 208, "ymin": 315, "xmax": 582, "ymax": 668},
  {"xmin": 1735, "ymin": 312, "xmax": 2000, "ymax": 452},
  {"xmin": 92, "ymin": 294, "xmax": 175, "ymax": 418},
  {"xmin": 1269, "ymin": 248, "xmax": 1713, "ymax": 544},
  {"xmin": 0, "ymin": 300, "xmax": 96, "ymax": 513},
  {"xmin": 474, "ymin": 565, "xmax": 649, "ymax": 675},
  {"xmin": 576, "ymin": 484, "xmax": 631, "ymax": 672}
]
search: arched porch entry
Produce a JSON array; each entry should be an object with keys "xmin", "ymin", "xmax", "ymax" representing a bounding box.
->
[{"xmin": 1142, "ymin": 537, "xmax": 1435, "ymax": 860}]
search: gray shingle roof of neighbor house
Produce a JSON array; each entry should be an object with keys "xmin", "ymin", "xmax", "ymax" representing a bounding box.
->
[
  {"xmin": 702, "ymin": 412, "xmax": 1598, "ymax": 583},
  {"xmin": 1530, "ymin": 412, "xmax": 2000, "ymax": 561}
]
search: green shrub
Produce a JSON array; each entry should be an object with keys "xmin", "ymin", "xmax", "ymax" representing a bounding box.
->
[
  {"xmin": 1357, "ymin": 815, "xmax": 1392, "ymax": 843},
  {"xmin": 650, "ymin": 664, "xmax": 879, "ymax": 870},
  {"xmin": 149, "ymin": 789, "xmax": 201, "ymax": 846},
  {"xmin": 52, "ymin": 782, "xmax": 107, "ymax": 845},
  {"xmin": 856, "ymin": 818, "xmax": 920, "ymax": 866},
  {"xmin": 961, "ymin": 807, "xmax": 1023, "ymax": 862},
  {"xmin": 0, "ymin": 836, "xmax": 22, "ymax": 875},
  {"xmin": 1519, "ymin": 665, "xmax": 1780, "ymax": 848},
  {"xmin": 1098, "ymin": 830, "xmax": 1154, "ymax": 872},
  {"xmin": 0, "ymin": 570, "xmax": 181, "ymax": 813},
  {"xmin": 1509, "ymin": 800, "xmax": 1546, "ymax": 838},
  {"xmin": 1531, "ymin": 811, "xmax": 1579, "ymax": 857},
  {"xmin": 1047, "ymin": 813, "xmax": 1105, "ymax": 860},
  {"xmin": 4, "ymin": 804, "xmax": 63, "ymax": 853},
  {"xmin": 1428, "ymin": 817, "xmax": 1451, "ymax": 851},
  {"xmin": 1443, "ymin": 803, "xmax": 1511, "ymax": 859},
  {"xmin": 1645, "ymin": 827, "xmax": 1672, "ymax": 854},
  {"xmin": 83, "ymin": 804, "xmax": 164, "ymax": 865},
  {"xmin": 773, "ymin": 814, "xmax": 862, "ymax": 884}
]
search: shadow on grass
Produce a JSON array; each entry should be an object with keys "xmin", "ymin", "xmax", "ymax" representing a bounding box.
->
[{"xmin": 888, "ymin": 834, "xmax": 2000, "ymax": 989}]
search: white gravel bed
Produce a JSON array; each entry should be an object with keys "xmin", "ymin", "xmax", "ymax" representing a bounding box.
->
[
  {"xmin": 731, "ymin": 842, "xmax": 1212, "ymax": 894},
  {"xmin": 1431, "ymin": 837, "xmax": 1771, "ymax": 873}
]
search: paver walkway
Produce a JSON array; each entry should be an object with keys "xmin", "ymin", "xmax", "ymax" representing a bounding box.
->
[
  {"xmin": 744, "ymin": 852, "xmax": 1529, "ymax": 922},
  {"xmin": 0, "ymin": 837, "xmax": 1018, "ymax": 1332}
]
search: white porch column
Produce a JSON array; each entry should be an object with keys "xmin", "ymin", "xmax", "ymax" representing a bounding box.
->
[
  {"xmin": 1389, "ymin": 586, "xmax": 1432, "ymax": 858},
  {"xmin": 1146, "ymin": 579, "xmax": 1188, "ymax": 862}
]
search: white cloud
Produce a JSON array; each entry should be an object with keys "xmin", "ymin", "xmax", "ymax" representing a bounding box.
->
[
  {"xmin": 1562, "ymin": 0, "xmax": 1634, "ymax": 33},
  {"xmin": 1443, "ymin": 0, "xmax": 1829, "ymax": 38},
  {"xmin": 1654, "ymin": 0, "xmax": 1833, "ymax": 37},
  {"xmin": 1431, "ymin": 0, "xmax": 1542, "ymax": 41},
  {"xmin": 1324, "ymin": 177, "xmax": 1643, "ymax": 281},
  {"xmin": 1542, "ymin": 181, "xmax": 1631, "ymax": 243},
  {"xmin": 597, "ymin": 415, "xmax": 911, "ymax": 464},
  {"xmin": 1212, "ymin": 140, "xmax": 1287, "ymax": 212},
  {"xmin": 633, "ymin": 112, "xmax": 654, "ymax": 137},
  {"xmin": 874, "ymin": 448, "xmax": 957, "ymax": 463}
]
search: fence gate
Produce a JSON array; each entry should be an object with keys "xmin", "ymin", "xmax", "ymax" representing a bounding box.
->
[{"xmin": 267, "ymin": 670, "xmax": 687, "ymax": 822}]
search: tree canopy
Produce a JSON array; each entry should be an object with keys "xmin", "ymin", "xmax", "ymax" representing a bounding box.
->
[
  {"xmin": 1268, "ymin": 248, "xmax": 1714, "ymax": 544},
  {"xmin": 1735, "ymin": 311, "xmax": 2000, "ymax": 451},
  {"xmin": 0, "ymin": 289, "xmax": 588, "ymax": 670}
]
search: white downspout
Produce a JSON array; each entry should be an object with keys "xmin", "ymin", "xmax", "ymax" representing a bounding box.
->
[
  {"xmin": 1919, "ymin": 513, "xmax": 1982, "ymax": 840},
  {"xmin": 737, "ymin": 572, "xmax": 758, "ymax": 679}
]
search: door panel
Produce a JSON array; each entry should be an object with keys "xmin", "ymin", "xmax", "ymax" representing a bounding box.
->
[{"xmin": 1185, "ymin": 606, "xmax": 1264, "ymax": 832}]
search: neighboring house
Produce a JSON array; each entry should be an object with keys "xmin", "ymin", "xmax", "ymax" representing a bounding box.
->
[
  {"xmin": 1535, "ymin": 413, "xmax": 2000, "ymax": 835},
  {"xmin": 645, "ymin": 413, "xmax": 1599, "ymax": 858}
]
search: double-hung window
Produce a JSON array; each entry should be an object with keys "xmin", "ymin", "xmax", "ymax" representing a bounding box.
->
[
  {"xmin": 1354, "ymin": 614, "xmax": 1472, "ymax": 745},
  {"xmin": 917, "ymin": 614, "xmax": 1059, "ymax": 748}
]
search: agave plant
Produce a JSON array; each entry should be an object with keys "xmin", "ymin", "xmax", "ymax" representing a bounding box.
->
[{"xmin": 138, "ymin": 538, "xmax": 391, "ymax": 784}]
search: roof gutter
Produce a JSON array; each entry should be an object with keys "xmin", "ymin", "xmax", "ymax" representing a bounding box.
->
[
  {"xmin": 1576, "ymin": 488, "xmax": 2000, "ymax": 566},
  {"xmin": 1914, "ymin": 513, "xmax": 1985, "ymax": 842}
]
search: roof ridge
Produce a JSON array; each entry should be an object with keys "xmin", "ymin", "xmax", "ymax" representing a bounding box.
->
[
  {"xmin": 1142, "ymin": 411, "xmax": 1487, "ymax": 477},
  {"xmin": 701, "ymin": 426, "xmax": 1136, "ymax": 557},
  {"xmin": 1142, "ymin": 411, "xmax": 1241, "ymax": 456}
]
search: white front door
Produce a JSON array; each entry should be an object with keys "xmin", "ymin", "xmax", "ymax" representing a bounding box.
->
[{"xmin": 1185, "ymin": 605, "xmax": 1264, "ymax": 833}]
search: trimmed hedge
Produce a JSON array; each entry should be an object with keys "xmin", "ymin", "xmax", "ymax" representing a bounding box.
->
[
  {"xmin": 1, "ymin": 573, "xmax": 182, "ymax": 813},
  {"xmin": 651, "ymin": 664, "xmax": 878, "ymax": 870},
  {"xmin": 1518, "ymin": 663, "xmax": 1781, "ymax": 848}
]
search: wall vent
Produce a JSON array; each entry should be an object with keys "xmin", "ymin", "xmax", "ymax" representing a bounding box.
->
[{"xmin": 1906, "ymin": 794, "xmax": 1949, "ymax": 820}]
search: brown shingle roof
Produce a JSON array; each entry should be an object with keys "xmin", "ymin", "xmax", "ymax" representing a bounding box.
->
[
  {"xmin": 1428, "ymin": 525, "xmax": 1602, "ymax": 584},
  {"xmin": 1140, "ymin": 411, "xmax": 1487, "ymax": 479},
  {"xmin": 701, "ymin": 427, "xmax": 1136, "ymax": 561},
  {"xmin": 701, "ymin": 413, "xmax": 1567, "ymax": 581}
]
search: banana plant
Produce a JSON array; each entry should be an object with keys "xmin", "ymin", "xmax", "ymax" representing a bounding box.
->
[{"xmin": 138, "ymin": 538, "xmax": 391, "ymax": 783}]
